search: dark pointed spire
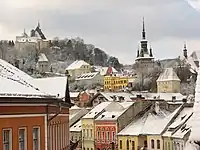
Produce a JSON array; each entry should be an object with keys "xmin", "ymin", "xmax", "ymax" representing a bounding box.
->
[
  {"xmin": 65, "ymin": 75, "xmax": 71, "ymax": 104},
  {"xmin": 149, "ymin": 45, "xmax": 153, "ymax": 57},
  {"xmin": 183, "ymin": 42, "xmax": 188, "ymax": 58},
  {"xmin": 37, "ymin": 20, "xmax": 40, "ymax": 28},
  {"xmin": 142, "ymin": 17, "xmax": 146, "ymax": 40}
]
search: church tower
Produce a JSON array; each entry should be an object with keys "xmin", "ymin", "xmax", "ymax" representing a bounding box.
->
[
  {"xmin": 134, "ymin": 17, "xmax": 155, "ymax": 76},
  {"xmin": 135, "ymin": 17, "xmax": 154, "ymax": 61}
]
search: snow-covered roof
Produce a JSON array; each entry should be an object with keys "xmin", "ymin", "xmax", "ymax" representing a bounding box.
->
[
  {"xmin": 38, "ymin": 53, "xmax": 48, "ymax": 62},
  {"xmin": 95, "ymin": 102, "xmax": 134, "ymax": 121},
  {"xmin": 163, "ymin": 106, "xmax": 193, "ymax": 138},
  {"xmin": 76, "ymin": 72, "xmax": 100, "ymax": 80},
  {"xmin": 0, "ymin": 59, "xmax": 52, "ymax": 98},
  {"xmin": 118, "ymin": 106, "xmax": 179, "ymax": 136},
  {"xmin": 70, "ymin": 92, "xmax": 80, "ymax": 98},
  {"xmin": 187, "ymin": 66, "xmax": 200, "ymax": 142},
  {"xmin": 70, "ymin": 120, "xmax": 82, "ymax": 132},
  {"xmin": 82, "ymin": 102, "xmax": 111, "ymax": 119},
  {"xmin": 91, "ymin": 92, "xmax": 133, "ymax": 102},
  {"xmin": 93, "ymin": 66, "xmax": 118, "ymax": 76},
  {"xmin": 66, "ymin": 60, "xmax": 90, "ymax": 70},
  {"xmin": 32, "ymin": 77, "xmax": 67, "ymax": 98},
  {"xmin": 131, "ymin": 92, "xmax": 184, "ymax": 101},
  {"xmin": 157, "ymin": 68, "xmax": 180, "ymax": 82}
]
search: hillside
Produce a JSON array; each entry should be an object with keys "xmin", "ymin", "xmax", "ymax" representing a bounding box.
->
[{"xmin": 0, "ymin": 38, "xmax": 122, "ymax": 75}]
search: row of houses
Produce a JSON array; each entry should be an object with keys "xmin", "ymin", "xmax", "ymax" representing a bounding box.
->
[
  {"xmin": 69, "ymin": 92, "xmax": 194, "ymax": 150},
  {"xmin": 0, "ymin": 59, "xmax": 73, "ymax": 150}
]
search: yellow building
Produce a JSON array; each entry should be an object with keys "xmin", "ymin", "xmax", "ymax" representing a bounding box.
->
[
  {"xmin": 66, "ymin": 60, "xmax": 91, "ymax": 81},
  {"xmin": 157, "ymin": 68, "xmax": 181, "ymax": 93},
  {"xmin": 104, "ymin": 75, "xmax": 129, "ymax": 91},
  {"xmin": 81, "ymin": 102, "xmax": 111, "ymax": 150},
  {"xmin": 117, "ymin": 102, "xmax": 178, "ymax": 150}
]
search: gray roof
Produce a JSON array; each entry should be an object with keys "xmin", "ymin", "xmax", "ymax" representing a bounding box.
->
[{"xmin": 157, "ymin": 68, "xmax": 180, "ymax": 82}]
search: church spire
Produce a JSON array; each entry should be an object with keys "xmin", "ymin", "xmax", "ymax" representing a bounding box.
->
[
  {"xmin": 142, "ymin": 17, "xmax": 146, "ymax": 40},
  {"xmin": 183, "ymin": 42, "xmax": 188, "ymax": 58},
  {"xmin": 37, "ymin": 20, "xmax": 40, "ymax": 28}
]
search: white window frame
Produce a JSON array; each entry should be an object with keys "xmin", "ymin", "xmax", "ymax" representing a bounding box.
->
[
  {"xmin": 33, "ymin": 126, "xmax": 40, "ymax": 150},
  {"xmin": 18, "ymin": 127, "xmax": 27, "ymax": 150},
  {"xmin": 3, "ymin": 128, "xmax": 12, "ymax": 150}
]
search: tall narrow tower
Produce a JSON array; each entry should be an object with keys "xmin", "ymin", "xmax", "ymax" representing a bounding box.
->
[
  {"xmin": 140, "ymin": 17, "xmax": 148, "ymax": 54},
  {"xmin": 183, "ymin": 42, "xmax": 188, "ymax": 58}
]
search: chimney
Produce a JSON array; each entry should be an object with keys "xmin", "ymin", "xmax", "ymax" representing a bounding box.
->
[
  {"xmin": 172, "ymin": 96, "xmax": 176, "ymax": 102},
  {"xmin": 182, "ymin": 98, "xmax": 187, "ymax": 103}
]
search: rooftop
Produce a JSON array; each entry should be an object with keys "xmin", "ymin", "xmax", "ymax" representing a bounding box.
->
[
  {"xmin": 95, "ymin": 102, "xmax": 134, "ymax": 121},
  {"xmin": 157, "ymin": 68, "xmax": 180, "ymax": 82},
  {"xmin": 66, "ymin": 60, "xmax": 90, "ymax": 70},
  {"xmin": 38, "ymin": 53, "xmax": 48, "ymax": 62},
  {"xmin": 83, "ymin": 102, "xmax": 111, "ymax": 119},
  {"xmin": 118, "ymin": 106, "xmax": 180, "ymax": 136},
  {"xmin": 70, "ymin": 120, "xmax": 82, "ymax": 132},
  {"xmin": 76, "ymin": 72, "xmax": 100, "ymax": 80},
  {"xmin": 0, "ymin": 59, "xmax": 52, "ymax": 98},
  {"xmin": 32, "ymin": 77, "xmax": 67, "ymax": 98}
]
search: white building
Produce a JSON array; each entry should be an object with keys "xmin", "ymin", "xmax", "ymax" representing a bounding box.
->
[
  {"xmin": 66, "ymin": 60, "xmax": 91, "ymax": 81},
  {"xmin": 75, "ymin": 72, "xmax": 104, "ymax": 86},
  {"xmin": 157, "ymin": 68, "xmax": 181, "ymax": 93},
  {"xmin": 37, "ymin": 53, "xmax": 49, "ymax": 73},
  {"xmin": 15, "ymin": 22, "xmax": 49, "ymax": 51}
]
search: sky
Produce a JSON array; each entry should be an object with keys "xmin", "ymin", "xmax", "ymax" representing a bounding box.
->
[{"xmin": 0, "ymin": 0, "xmax": 200, "ymax": 64}]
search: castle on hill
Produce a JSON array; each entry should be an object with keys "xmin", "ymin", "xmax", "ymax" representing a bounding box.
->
[{"xmin": 15, "ymin": 22, "xmax": 49, "ymax": 51}]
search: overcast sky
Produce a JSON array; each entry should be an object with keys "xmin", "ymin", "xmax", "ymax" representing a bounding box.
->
[{"xmin": 0, "ymin": 0, "xmax": 200, "ymax": 64}]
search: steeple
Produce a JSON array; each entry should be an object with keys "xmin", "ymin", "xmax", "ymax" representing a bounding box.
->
[
  {"xmin": 37, "ymin": 20, "xmax": 40, "ymax": 28},
  {"xmin": 183, "ymin": 42, "xmax": 188, "ymax": 58},
  {"xmin": 142, "ymin": 17, "xmax": 146, "ymax": 40}
]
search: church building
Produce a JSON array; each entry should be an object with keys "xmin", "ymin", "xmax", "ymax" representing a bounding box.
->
[{"xmin": 134, "ymin": 18, "xmax": 155, "ymax": 74}]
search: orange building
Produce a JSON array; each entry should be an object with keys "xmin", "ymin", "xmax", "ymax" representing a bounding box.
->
[
  {"xmin": 0, "ymin": 58, "xmax": 74, "ymax": 150},
  {"xmin": 0, "ymin": 95, "xmax": 73, "ymax": 150}
]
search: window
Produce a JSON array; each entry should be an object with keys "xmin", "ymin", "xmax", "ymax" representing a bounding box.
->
[
  {"xmin": 151, "ymin": 139, "xmax": 155, "ymax": 149},
  {"xmin": 90, "ymin": 129, "xmax": 92, "ymax": 138},
  {"xmin": 132, "ymin": 141, "xmax": 135, "ymax": 150},
  {"xmin": 83, "ymin": 129, "xmax": 85, "ymax": 138},
  {"xmin": 3, "ymin": 129, "xmax": 12, "ymax": 150},
  {"xmin": 107, "ymin": 132, "xmax": 110, "ymax": 140},
  {"xmin": 112, "ymin": 132, "xmax": 115, "ymax": 141},
  {"xmin": 97, "ymin": 131, "xmax": 100, "ymax": 140},
  {"xmin": 127, "ymin": 140, "xmax": 129, "ymax": 150},
  {"xmin": 87, "ymin": 148, "xmax": 89, "ymax": 150},
  {"xmin": 120, "ymin": 140, "xmax": 122, "ymax": 149},
  {"xmin": 102, "ymin": 132, "xmax": 105, "ymax": 140},
  {"xmin": 87, "ymin": 129, "xmax": 89, "ymax": 137},
  {"xmin": 144, "ymin": 140, "xmax": 147, "ymax": 147},
  {"xmin": 157, "ymin": 140, "xmax": 160, "ymax": 149},
  {"xmin": 33, "ymin": 127, "xmax": 40, "ymax": 150},
  {"xmin": 19, "ymin": 128, "xmax": 27, "ymax": 150}
]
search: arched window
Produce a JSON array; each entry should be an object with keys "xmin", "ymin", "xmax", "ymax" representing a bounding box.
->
[
  {"xmin": 157, "ymin": 140, "xmax": 160, "ymax": 149},
  {"xmin": 151, "ymin": 139, "xmax": 155, "ymax": 149},
  {"xmin": 127, "ymin": 139, "xmax": 129, "ymax": 150}
]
